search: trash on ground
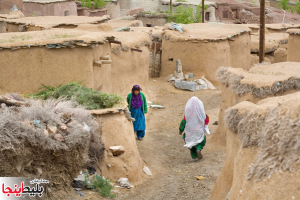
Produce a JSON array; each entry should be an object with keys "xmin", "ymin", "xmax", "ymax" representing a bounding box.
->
[
  {"xmin": 117, "ymin": 178, "xmax": 133, "ymax": 189},
  {"xmin": 143, "ymin": 166, "xmax": 152, "ymax": 176},
  {"xmin": 150, "ymin": 105, "xmax": 165, "ymax": 109},
  {"xmin": 169, "ymin": 23, "xmax": 184, "ymax": 34},
  {"xmin": 195, "ymin": 176, "xmax": 204, "ymax": 180}
]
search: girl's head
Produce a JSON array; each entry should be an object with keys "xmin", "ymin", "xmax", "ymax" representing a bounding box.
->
[{"xmin": 132, "ymin": 85, "xmax": 141, "ymax": 95}]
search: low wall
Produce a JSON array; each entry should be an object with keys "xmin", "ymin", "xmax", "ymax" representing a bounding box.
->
[
  {"xmin": 23, "ymin": 1, "xmax": 77, "ymax": 17},
  {"xmin": 111, "ymin": 46, "xmax": 150, "ymax": 98},
  {"xmin": 0, "ymin": 44, "xmax": 111, "ymax": 94},
  {"xmin": 0, "ymin": 20, "xmax": 6, "ymax": 33},
  {"xmin": 287, "ymin": 34, "xmax": 300, "ymax": 62},
  {"xmin": 161, "ymin": 33, "xmax": 251, "ymax": 84},
  {"xmin": 0, "ymin": 0, "xmax": 23, "ymax": 14},
  {"xmin": 94, "ymin": 110, "xmax": 147, "ymax": 182},
  {"xmin": 136, "ymin": 14, "xmax": 168, "ymax": 26}
]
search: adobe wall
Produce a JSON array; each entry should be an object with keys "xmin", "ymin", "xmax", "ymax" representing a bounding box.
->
[
  {"xmin": 119, "ymin": 0, "xmax": 132, "ymax": 9},
  {"xmin": 136, "ymin": 16, "xmax": 167, "ymax": 26},
  {"xmin": 111, "ymin": 46, "xmax": 149, "ymax": 98},
  {"xmin": 108, "ymin": 2, "xmax": 120, "ymax": 19},
  {"xmin": 161, "ymin": 33, "xmax": 251, "ymax": 84},
  {"xmin": 287, "ymin": 34, "xmax": 300, "ymax": 62},
  {"xmin": 23, "ymin": 1, "xmax": 77, "ymax": 17},
  {"xmin": 0, "ymin": 44, "xmax": 111, "ymax": 94},
  {"xmin": 96, "ymin": 112, "xmax": 147, "ymax": 182},
  {"xmin": 0, "ymin": 0, "xmax": 23, "ymax": 14},
  {"xmin": 0, "ymin": 20, "xmax": 6, "ymax": 33}
]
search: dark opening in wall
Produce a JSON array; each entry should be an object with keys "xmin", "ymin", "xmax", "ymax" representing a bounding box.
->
[
  {"xmin": 169, "ymin": 57, "xmax": 173, "ymax": 62},
  {"xmin": 146, "ymin": 24, "xmax": 152, "ymax": 27},
  {"xmin": 64, "ymin": 10, "xmax": 70, "ymax": 16}
]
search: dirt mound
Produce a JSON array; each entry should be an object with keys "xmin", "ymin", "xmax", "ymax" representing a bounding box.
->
[
  {"xmin": 0, "ymin": 96, "xmax": 104, "ymax": 189},
  {"xmin": 213, "ymin": 92, "xmax": 300, "ymax": 200}
]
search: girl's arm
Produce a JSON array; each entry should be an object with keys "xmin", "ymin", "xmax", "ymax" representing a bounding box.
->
[{"xmin": 179, "ymin": 117, "xmax": 186, "ymax": 134}]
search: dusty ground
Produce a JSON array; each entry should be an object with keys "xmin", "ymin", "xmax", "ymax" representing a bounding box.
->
[{"xmin": 58, "ymin": 76, "xmax": 225, "ymax": 200}]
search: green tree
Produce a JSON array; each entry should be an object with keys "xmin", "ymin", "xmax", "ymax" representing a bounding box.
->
[
  {"xmin": 167, "ymin": 1, "xmax": 208, "ymax": 24},
  {"xmin": 296, "ymin": 1, "xmax": 300, "ymax": 14},
  {"xmin": 94, "ymin": 0, "xmax": 107, "ymax": 9},
  {"xmin": 278, "ymin": 0, "xmax": 294, "ymax": 13}
]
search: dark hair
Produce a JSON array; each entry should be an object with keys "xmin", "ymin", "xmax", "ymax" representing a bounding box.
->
[{"xmin": 132, "ymin": 85, "xmax": 141, "ymax": 93}]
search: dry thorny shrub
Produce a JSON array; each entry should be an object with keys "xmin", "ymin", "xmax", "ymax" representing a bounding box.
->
[{"xmin": 0, "ymin": 97, "xmax": 104, "ymax": 189}]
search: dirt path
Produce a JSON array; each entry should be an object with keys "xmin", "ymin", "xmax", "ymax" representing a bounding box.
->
[{"xmin": 115, "ymin": 77, "xmax": 225, "ymax": 200}]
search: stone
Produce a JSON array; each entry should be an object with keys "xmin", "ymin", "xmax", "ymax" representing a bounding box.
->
[
  {"xmin": 54, "ymin": 134, "xmax": 65, "ymax": 142},
  {"xmin": 60, "ymin": 124, "xmax": 68, "ymax": 131},
  {"xmin": 109, "ymin": 146, "xmax": 125, "ymax": 156},
  {"xmin": 44, "ymin": 129, "xmax": 49, "ymax": 138},
  {"xmin": 36, "ymin": 167, "xmax": 42, "ymax": 176},
  {"xmin": 174, "ymin": 80, "xmax": 198, "ymax": 91},
  {"xmin": 107, "ymin": 164, "xmax": 111, "ymax": 168},
  {"xmin": 48, "ymin": 124, "xmax": 58, "ymax": 133}
]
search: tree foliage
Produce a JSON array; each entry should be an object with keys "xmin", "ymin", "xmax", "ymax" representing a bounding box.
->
[
  {"xmin": 278, "ymin": 0, "xmax": 294, "ymax": 13},
  {"xmin": 167, "ymin": 1, "xmax": 208, "ymax": 24}
]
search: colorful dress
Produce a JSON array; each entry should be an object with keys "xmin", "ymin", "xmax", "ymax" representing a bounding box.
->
[
  {"xmin": 127, "ymin": 92, "xmax": 147, "ymax": 139},
  {"xmin": 179, "ymin": 96, "xmax": 209, "ymax": 159}
]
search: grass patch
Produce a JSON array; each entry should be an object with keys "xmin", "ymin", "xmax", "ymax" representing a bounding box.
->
[
  {"xmin": 176, "ymin": 0, "xmax": 187, "ymax": 2},
  {"xmin": 27, "ymin": 82, "xmax": 124, "ymax": 110},
  {"xmin": 46, "ymin": 34, "xmax": 77, "ymax": 40},
  {"xmin": 84, "ymin": 173, "xmax": 116, "ymax": 198},
  {"xmin": 0, "ymin": 35, "xmax": 33, "ymax": 44}
]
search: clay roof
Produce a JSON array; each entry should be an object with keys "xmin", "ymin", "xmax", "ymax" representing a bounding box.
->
[
  {"xmin": 287, "ymin": 28, "xmax": 300, "ymax": 34},
  {"xmin": 228, "ymin": 62, "xmax": 300, "ymax": 88},
  {"xmin": 0, "ymin": 30, "xmax": 111, "ymax": 50},
  {"xmin": 250, "ymin": 32, "xmax": 288, "ymax": 53},
  {"xmin": 5, "ymin": 16, "xmax": 107, "ymax": 28},
  {"xmin": 163, "ymin": 23, "xmax": 251, "ymax": 42},
  {"xmin": 23, "ymin": 0, "xmax": 75, "ymax": 3}
]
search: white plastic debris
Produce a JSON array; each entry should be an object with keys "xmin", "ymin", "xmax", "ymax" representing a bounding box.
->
[
  {"xmin": 150, "ymin": 105, "xmax": 165, "ymax": 109},
  {"xmin": 118, "ymin": 177, "xmax": 131, "ymax": 188},
  {"xmin": 143, "ymin": 166, "xmax": 152, "ymax": 176}
]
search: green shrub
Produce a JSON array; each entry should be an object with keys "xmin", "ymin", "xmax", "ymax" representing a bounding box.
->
[
  {"xmin": 28, "ymin": 82, "xmax": 124, "ymax": 110},
  {"xmin": 80, "ymin": 0, "xmax": 92, "ymax": 9},
  {"xmin": 167, "ymin": 1, "xmax": 208, "ymax": 24},
  {"xmin": 296, "ymin": 1, "xmax": 300, "ymax": 14},
  {"xmin": 278, "ymin": 0, "xmax": 294, "ymax": 13},
  {"xmin": 94, "ymin": 0, "xmax": 107, "ymax": 9}
]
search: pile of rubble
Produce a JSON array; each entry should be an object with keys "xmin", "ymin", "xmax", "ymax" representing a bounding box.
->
[{"xmin": 168, "ymin": 59, "xmax": 216, "ymax": 91}]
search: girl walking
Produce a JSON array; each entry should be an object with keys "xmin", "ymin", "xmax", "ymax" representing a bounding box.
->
[
  {"xmin": 127, "ymin": 85, "xmax": 148, "ymax": 140},
  {"xmin": 179, "ymin": 96, "xmax": 210, "ymax": 161}
]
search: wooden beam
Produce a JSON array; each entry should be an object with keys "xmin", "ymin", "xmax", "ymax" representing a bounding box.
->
[
  {"xmin": 259, "ymin": 0, "xmax": 265, "ymax": 63},
  {"xmin": 202, "ymin": 0, "xmax": 205, "ymax": 23},
  {"xmin": 131, "ymin": 48, "xmax": 142, "ymax": 52},
  {"xmin": 109, "ymin": 41, "xmax": 122, "ymax": 44}
]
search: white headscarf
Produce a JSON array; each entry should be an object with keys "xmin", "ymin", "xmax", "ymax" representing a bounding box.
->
[{"xmin": 184, "ymin": 96, "xmax": 206, "ymax": 149}]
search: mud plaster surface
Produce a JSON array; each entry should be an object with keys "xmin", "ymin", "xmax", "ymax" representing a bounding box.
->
[
  {"xmin": 5, "ymin": 15, "xmax": 107, "ymax": 27},
  {"xmin": 250, "ymin": 32, "xmax": 288, "ymax": 53}
]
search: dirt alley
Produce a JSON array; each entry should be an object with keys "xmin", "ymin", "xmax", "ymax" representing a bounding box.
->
[{"xmin": 115, "ymin": 76, "xmax": 226, "ymax": 200}]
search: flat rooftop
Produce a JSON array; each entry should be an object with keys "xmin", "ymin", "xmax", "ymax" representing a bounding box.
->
[
  {"xmin": 23, "ymin": 0, "xmax": 74, "ymax": 3},
  {"xmin": 5, "ymin": 16, "xmax": 107, "ymax": 27},
  {"xmin": 164, "ymin": 23, "xmax": 251, "ymax": 41}
]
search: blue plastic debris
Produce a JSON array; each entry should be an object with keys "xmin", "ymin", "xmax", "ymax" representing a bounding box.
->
[
  {"xmin": 276, "ymin": 82, "xmax": 280, "ymax": 86},
  {"xmin": 169, "ymin": 23, "xmax": 183, "ymax": 34}
]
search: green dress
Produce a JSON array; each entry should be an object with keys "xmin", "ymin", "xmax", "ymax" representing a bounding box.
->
[{"xmin": 179, "ymin": 118, "xmax": 206, "ymax": 159}]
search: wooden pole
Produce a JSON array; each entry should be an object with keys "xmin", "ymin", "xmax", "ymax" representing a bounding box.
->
[
  {"xmin": 259, "ymin": 0, "xmax": 265, "ymax": 63},
  {"xmin": 202, "ymin": 0, "xmax": 205, "ymax": 23}
]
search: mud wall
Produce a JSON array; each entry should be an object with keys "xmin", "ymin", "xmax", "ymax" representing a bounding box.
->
[
  {"xmin": 0, "ymin": 0, "xmax": 23, "ymax": 14},
  {"xmin": 97, "ymin": 112, "xmax": 146, "ymax": 182},
  {"xmin": 211, "ymin": 87, "xmax": 299, "ymax": 199},
  {"xmin": 136, "ymin": 16, "xmax": 167, "ymax": 26},
  {"xmin": 0, "ymin": 20, "xmax": 6, "ymax": 33},
  {"xmin": 111, "ymin": 46, "xmax": 149, "ymax": 98},
  {"xmin": 108, "ymin": 2, "xmax": 121, "ymax": 19},
  {"xmin": 287, "ymin": 34, "xmax": 300, "ymax": 62},
  {"xmin": 0, "ymin": 44, "xmax": 111, "ymax": 94},
  {"xmin": 119, "ymin": 0, "xmax": 132, "ymax": 9},
  {"xmin": 22, "ymin": 1, "xmax": 77, "ymax": 17},
  {"xmin": 161, "ymin": 34, "xmax": 251, "ymax": 84}
]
